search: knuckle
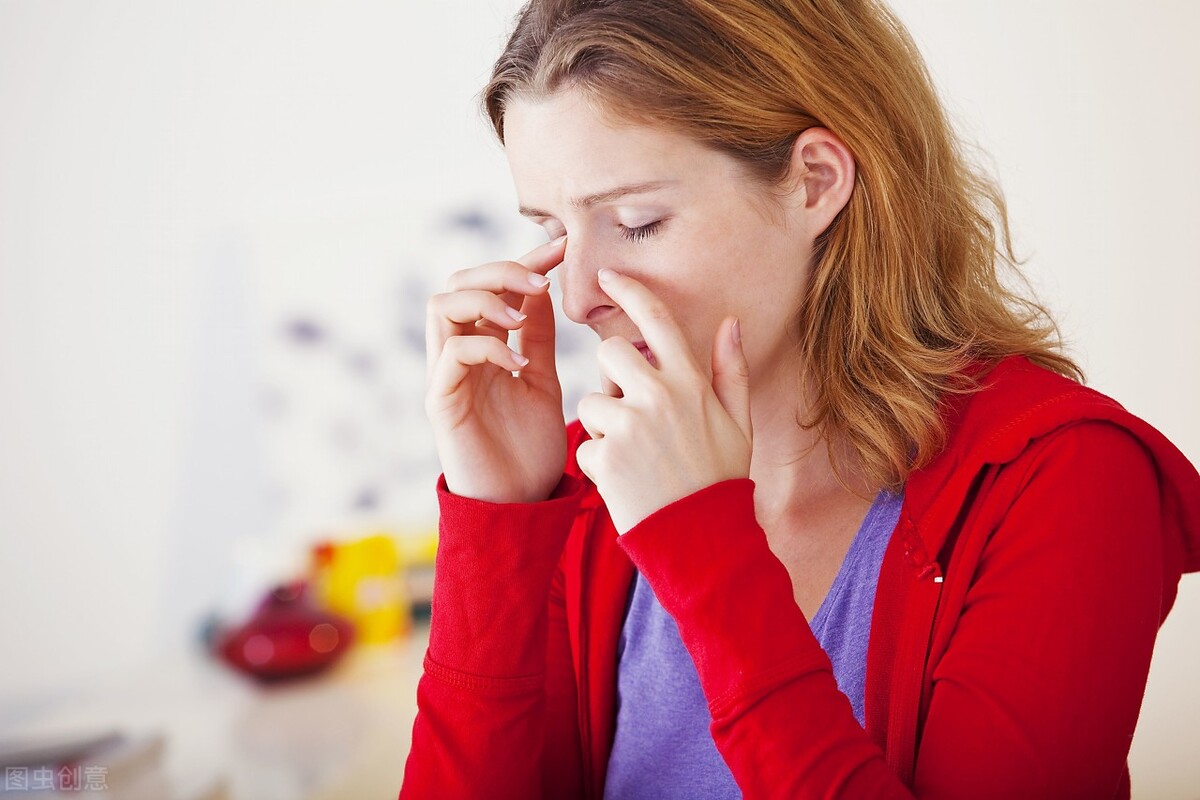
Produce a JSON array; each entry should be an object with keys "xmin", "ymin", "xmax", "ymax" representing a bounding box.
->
[
  {"xmin": 507, "ymin": 261, "xmax": 537, "ymax": 288},
  {"xmin": 595, "ymin": 337, "xmax": 619, "ymax": 360},
  {"xmin": 445, "ymin": 334, "xmax": 477, "ymax": 355},
  {"xmin": 422, "ymin": 390, "xmax": 439, "ymax": 416},
  {"xmin": 491, "ymin": 338, "xmax": 514, "ymax": 362},
  {"xmin": 480, "ymin": 291, "xmax": 506, "ymax": 314},
  {"xmin": 577, "ymin": 392, "xmax": 600, "ymax": 418},
  {"xmin": 582, "ymin": 441, "xmax": 606, "ymax": 471},
  {"xmin": 575, "ymin": 440, "xmax": 595, "ymax": 470},
  {"xmin": 487, "ymin": 261, "xmax": 516, "ymax": 283},
  {"xmin": 492, "ymin": 294, "xmax": 515, "ymax": 317}
]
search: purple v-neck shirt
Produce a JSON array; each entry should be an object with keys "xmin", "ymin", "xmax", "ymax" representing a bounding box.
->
[{"xmin": 603, "ymin": 487, "xmax": 904, "ymax": 799}]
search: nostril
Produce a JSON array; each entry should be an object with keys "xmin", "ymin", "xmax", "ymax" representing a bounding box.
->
[{"xmin": 584, "ymin": 304, "xmax": 620, "ymax": 324}]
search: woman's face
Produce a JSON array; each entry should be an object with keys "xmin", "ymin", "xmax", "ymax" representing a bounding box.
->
[{"xmin": 503, "ymin": 89, "xmax": 817, "ymax": 384}]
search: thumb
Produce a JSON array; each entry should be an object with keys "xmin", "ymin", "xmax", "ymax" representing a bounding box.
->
[
  {"xmin": 711, "ymin": 316, "xmax": 752, "ymax": 444},
  {"xmin": 514, "ymin": 285, "xmax": 558, "ymax": 384}
]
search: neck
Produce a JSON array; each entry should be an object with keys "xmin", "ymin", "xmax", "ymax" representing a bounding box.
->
[{"xmin": 747, "ymin": 358, "xmax": 877, "ymax": 526}]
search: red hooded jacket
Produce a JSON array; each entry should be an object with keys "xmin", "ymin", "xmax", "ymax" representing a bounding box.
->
[{"xmin": 401, "ymin": 356, "xmax": 1200, "ymax": 798}]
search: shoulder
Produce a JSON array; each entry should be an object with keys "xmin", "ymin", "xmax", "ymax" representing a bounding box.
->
[
  {"xmin": 906, "ymin": 355, "xmax": 1200, "ymax": 578},
  {"xmin": 916, "ymin": 354, "xmax": 1175, "ymax": 491},
  {"xmin": 998, "ymin": 418, "xmax": 1159, "ymax": 519},
  {"xmin": 940, "ymin": 356, "xmax": 1126, "ymax": 463},
  {"xmin": 946, "ymin": 356, "xmax": 1193, "ymax": 505}
]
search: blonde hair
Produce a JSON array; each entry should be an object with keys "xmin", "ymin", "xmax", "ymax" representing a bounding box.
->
[{"xmin": 483, "ymin": 0, "xmax": 1083, "ymax": 491}]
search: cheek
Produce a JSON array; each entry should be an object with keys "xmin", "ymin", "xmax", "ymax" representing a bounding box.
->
[
  {"xmin": 645, "ymin": 278, "xmax": 720, "ymax": 361},
  {"xmin": 620, "ymin": 257, "xmax": 705, "ymax": 313}
]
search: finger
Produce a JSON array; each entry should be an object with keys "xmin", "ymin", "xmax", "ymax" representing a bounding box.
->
[
  {"xmin": 508, "ymin": 235, "xmax": 566, "ymax": 325},
  {"xmin": 515, "ymin": 234, "xmax": 568, "ymax": 277},
  {"xmin": 426, "ymin": 334, "xmax": 529, "ymax": 402},
  {"xmin": 711, "ymin": 316, "xmax": 753, "ymax": 444},
  {"xmin": 426, "ymin": 282, "xmax": 538, "ymax": 380},
  {"xmin": 574, "ymin": 438, "xmax": 599, "ymax": 485},
  {"xmin": 443, "ymin": 259, "xmax": 553, "ymax": 302},
  {"xmin": 444, "ymin": 236, "xmax": 566, "ymax": 293},
  {"xmin": 596, "ymin": 269, "xmax": 697, "ymax": 374},
  {"xmin": 512, "ymin": 277, "xmax": 559, "ymax": 384},
  {"xmin": 447, "ymin": 236, "xmax": 566, "ymax": 317},
  {"xmin": 596, "ymin": 336, "xmax": 655, "ymax": 400},
  {"xmin": 427, "ymin": 237, "xmax": 565, "ymax": 380},
  {"xmin": 576, "ymin": 391, "xmax": 623, "ymax": 441},
  {"xmin": 430, "ymin": 289, "xmax": 530, "ymax": 345},
  {"xmin": 600, "ymin": 371, "xmax": 624, "ymax": 399}
]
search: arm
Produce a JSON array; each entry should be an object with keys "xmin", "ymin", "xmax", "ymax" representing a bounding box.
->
[
  {"xmin": 619, "ymin": 422, "xmax": 1165, "ymax": 798},
  {"xmin": 400, "ymin": 473, "xmax": 586, "ymax": 800}
]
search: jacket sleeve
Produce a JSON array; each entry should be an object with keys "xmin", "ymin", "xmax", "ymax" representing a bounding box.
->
[
  {"xmin": 399, "ymin": 472, "xmax": 587, "ymax": 800},
  {"xmin": 617, "ymin": 421, "xmax": 1166, "ymax": 799}
]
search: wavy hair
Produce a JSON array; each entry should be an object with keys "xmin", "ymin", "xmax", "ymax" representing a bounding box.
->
[{"xmin": 482, "ymin": 0, "xmax": 1084, "ymax": 491}]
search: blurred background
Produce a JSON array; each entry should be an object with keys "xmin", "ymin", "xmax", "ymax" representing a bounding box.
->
[{"xmin": 0, "ymin": 1, "xmax": 1197, "ymax": 798}]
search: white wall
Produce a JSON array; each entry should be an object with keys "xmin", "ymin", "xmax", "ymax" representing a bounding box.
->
[{"xmin": 1, "ymin": 1, "xmax": 1196, "ymax": 794}]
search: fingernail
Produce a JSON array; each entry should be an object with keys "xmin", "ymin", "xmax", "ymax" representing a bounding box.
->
[
  {"xmin": 598, "ymin": 268, "xmax": 618, "ymax": 282},
  {"xmin": 506, "ymin": 306, "xmax": 527, "ymax": 322},
  {"xmin": 732, "ymin": 317, "xmax": 742, "ymax": 346},
  {"xmin": 551, "ymin": 234, "xmax": 567, "ymax": 246},
  {"xmin": 512, "ymin": 350, "xmax": 529, "ymax": 367},
  {"xmin": 528, "ymin": 272, "xmax": 550, "ymax": 287}
]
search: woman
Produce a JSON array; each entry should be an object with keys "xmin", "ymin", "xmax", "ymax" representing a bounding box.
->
[{"xmin": 406, "ymin": 0, "xmax": 1200, "ymax": 797}]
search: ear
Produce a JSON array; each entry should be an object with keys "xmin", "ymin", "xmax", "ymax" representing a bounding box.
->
[{"xmin": 783, "ymin": 127, "xmax": 856, "ymax": 239}]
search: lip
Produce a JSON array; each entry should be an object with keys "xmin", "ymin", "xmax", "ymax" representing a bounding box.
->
[{"xmin": 632, "ymin": 341, "xmax": 658, "ymax": 368}]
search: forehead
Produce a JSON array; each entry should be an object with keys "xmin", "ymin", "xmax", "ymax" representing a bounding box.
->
[{"xmin": 502, "ymin": 90, "xmax": 744, "ymax": 206}]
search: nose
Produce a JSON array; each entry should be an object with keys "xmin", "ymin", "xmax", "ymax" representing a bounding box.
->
[{"xmin": 559, "ymin": 236, "xmax": 622, "ymax": 326}]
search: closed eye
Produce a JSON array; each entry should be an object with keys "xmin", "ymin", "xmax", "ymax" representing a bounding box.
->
[{"xmin": 620, "ymin": 220, "xmax": 664, "ymax": 243}]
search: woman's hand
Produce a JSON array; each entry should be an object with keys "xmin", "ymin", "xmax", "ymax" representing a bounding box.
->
[
  {"xmin": 575, "ymin": 268, "xmax": 754, "ymax": 534},
  {"xmin": 425, "ymin": 237, "xmax": 568, "ymax": 504}
]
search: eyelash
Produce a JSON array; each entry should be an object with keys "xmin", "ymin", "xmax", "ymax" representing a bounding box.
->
[{"xmin": 619, "ymin": 220, "xmax": 664, "ymax": 243}]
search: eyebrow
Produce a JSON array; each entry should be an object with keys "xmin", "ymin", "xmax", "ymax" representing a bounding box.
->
[{"xmin": 518, "ymin": 180, "xmax": 676, "ymax": 218}]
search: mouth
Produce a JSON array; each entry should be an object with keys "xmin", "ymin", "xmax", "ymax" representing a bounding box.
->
[{"xmin": 632, "ymin": 341, "xmax": 658, "ymax": 368}]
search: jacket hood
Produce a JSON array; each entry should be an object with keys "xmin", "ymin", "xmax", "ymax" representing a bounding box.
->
[{"xmin": 904, "ymin": 355, "xmax": 1200, "ymax": 577}]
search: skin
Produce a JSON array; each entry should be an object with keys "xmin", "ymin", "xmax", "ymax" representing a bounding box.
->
[{"xmin": 427, "ymin": 89, "xmax": 880, "ymax": 616}]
